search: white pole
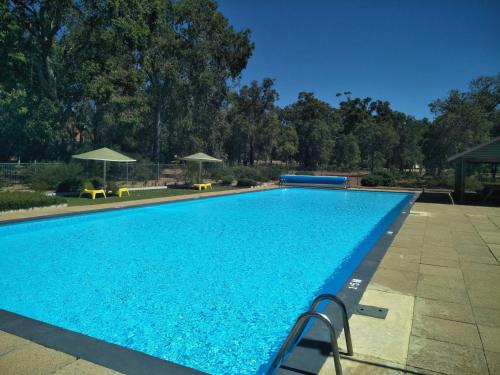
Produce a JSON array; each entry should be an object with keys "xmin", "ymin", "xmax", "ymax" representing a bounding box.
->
[{"xmin": 103, "ymin": 160, "xmax": 107, "ymax": 185}]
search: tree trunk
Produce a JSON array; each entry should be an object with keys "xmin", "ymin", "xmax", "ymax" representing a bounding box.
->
[{"xmin": 154, "ymin": 104, "xmax": 161, "ymax": 163}]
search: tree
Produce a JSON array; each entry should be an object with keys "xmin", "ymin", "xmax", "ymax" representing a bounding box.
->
[
  {"xmin": 423, "ymin": 74, "xmax": 499, "ymax": 174},
  {"xmin": 228, "ymin": 79, "xmax": 278, "ymax": 165},
  {"xmin": 284, "ymin": 92, "xmax": 340, "ymax": 168},
  {"xmin": 334, "ymin": 133, "xmax": 360, "ymax": 170},
  {"xmin": 276, "ymin": 122, "xmax": 298, "ymax": 165}
]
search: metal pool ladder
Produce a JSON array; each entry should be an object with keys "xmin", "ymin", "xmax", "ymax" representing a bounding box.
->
[{"xmin": 268, "ymin": 294, "xmax": 353, "ymax": 375}]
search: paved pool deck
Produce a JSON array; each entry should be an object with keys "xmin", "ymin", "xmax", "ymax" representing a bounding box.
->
[
  {"xmin": 1, "ymin": 188, "xmax": 499, "ymax": 374},
  {"xmin": 321, "ymin": 201, "xmax": 500, "ymax": 375}
]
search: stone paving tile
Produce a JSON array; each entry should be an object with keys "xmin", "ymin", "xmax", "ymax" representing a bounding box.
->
[
  {"xmin": 455, "ymin": 244, "xmax": 494, "ymax": 258},
  {"xmin": 0, "ymin": 331, "xmax": 30, "ymax": 356},
  {"xmin": 369, "ymin": 268, "xmax": 419, "ymax": 296},
  {"xmin": 388, "ymin": 246, "xmax": 423, "ymax": 259},
  {"xmin": 407, "ymin": 335, "xmax": 489, "ymax": 375},
  {"xmin": 411, "ymin": 315, "xmax": 482, "ymax": 348},
  {"xmin": 405, "ymin": 365, "xmax": 444, "ymax": 375},
  {"xmin": 468, "ymin": 285, "xmax": 500, "ymax": 310},
  {"xmin": 337, "ymin": 289, "xmax": 414, "ymax": 366},
  {"xmin": 480, "ymin": 232, "xmax": 500, "ymax": 245},
  {"xmin": 473, "ymin": 307, "xmax": 500, "ymax": 328},
  {"xmin": 0, "ymin": 343, "xmax": 76, "ymax": 375},
  {"xmin": 380, "ymin": 257, "xmax": 420, "ymax": 273},
  {"xmin": 414, "ymin": 297, "xmax": 475, "ymax": 324},
  {"xmin": 418, "ymin": 272, "xmax": 466, "ymax": 288},
  {"xmin": 335, "ymin": 357, "xmax": 405, "ymax": 374},
  {"xmin": 391, "ymin": 238, "xmax": 424, "ymax": 250},
  {"xmin": 459, "ymin": 254, "xmax": 498, "ymax": 265},
  {"xmin": 416, "ymin": 278, "xmax": 469, "ymax": 304},
  {"xmin": 462, "ymin": 263, "xmax": 500, "ymax": 286},
  {"xmin": 419, "ymin": 264, "xmax": 463, "ymax": 279},
  {"xmin": 452, "ymin": 236, "xmax": 486, "ymax": 246},
  {"xmin": 479, "ymin": 325, "xmax": 500, "ymax": 353},
  {"xmin": 490, "ymin": 244, "xmax": 500, "ymax": 262},
  {"xmin": 485, "ymin": 351, "xmax": 500, "ymax": 375},
  {"xmin": 420, "ymin": 256, "xmax": 459, "ymax": 268},
  {"xmin": 421, "ymin": 247, "xmax": 458, "ymax": 260},
  {"xmin": 55, "ymin": 359, "xmax": 123, "ymax": 374}
]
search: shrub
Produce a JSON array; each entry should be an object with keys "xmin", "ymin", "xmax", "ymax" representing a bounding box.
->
[
  {"xmin": 237, "ymin": 178, "xmax": 258, "ymax": 187},
  {"xmin": 0, "ymin": 192, "xmax": 66, "ymax": 212},
  {"xmin": 231, "ymin": 165, "xmax": 261, "ymax": 180},
  {"xmin": 82, "ymin": 180, "xmax": 95, "ymax": 190},
  {"xmin": 372, "ymin": 169, "xmax": 395, "ymax": 186},
  {"xmin": 0, "ymin": 174, "xmax": 5, "ymax": 189},
  {"xmin": 28, "ymin": 164, "xmax": 84, "ymax": 191},
  {"xmin": 466, "ymin": 175, "xmax": 483, "ymax": 192},
  {"xmin": 256, "ymin": 165, "xmax": 282, "ymax": 182},
  {"xmin": 56, "ymin": 177, "xmax": 85, "ymax": 193},
  {"xmin": 227, "ymin": 165, "xmax": 283, "ymax": 182},
  {"xmin": 106, "ymin": 180, "xmax": 118, "ymax": 193},
  {"xmin": 220, "ymin": 175, "xmax": 234, "ymax": 186},
  {"xmin": 296, "ymin": 170, "xmax": 314, "ymax": 176},
  {"xmin": 91, "ymin": 177, "xmax": 104, "ymax": 189},
  {"xmin": 361, "ymin": 174, "xmax": 382, "ymax": 187}
]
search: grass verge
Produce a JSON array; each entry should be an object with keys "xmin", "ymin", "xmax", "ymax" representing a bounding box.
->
[{"xmin": 65, "ymin": 186, "xmax": 235, "ymax": 206}]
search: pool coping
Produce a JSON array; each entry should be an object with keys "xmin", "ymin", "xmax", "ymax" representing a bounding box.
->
[{"xmin": 0, "ymin": 188, "xmax": 418, "ymax": 375}]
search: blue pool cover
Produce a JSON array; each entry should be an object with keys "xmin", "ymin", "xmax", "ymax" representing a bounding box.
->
[
  {"xmin": 0, "ymin": 188, "xmax": 411, "ymax": 374},
  {"xmin": 280, "ymin": 174, "xmax": 348, "ymax": 186}
]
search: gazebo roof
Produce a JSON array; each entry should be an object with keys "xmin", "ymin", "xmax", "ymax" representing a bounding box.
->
[
  {"xmin": 447, "ymin": 136, "xmax": 500, "ymax": 164},
  {"xmin": 181, "ymin": 152, "xmax": 222, "ymax": 163},
  {"xmin": 72, "ymin": 147, "xmax": 136, "ymax": 162}
]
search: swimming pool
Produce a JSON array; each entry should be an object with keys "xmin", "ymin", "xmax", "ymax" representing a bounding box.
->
[{"xmin": 0, "ymin": 188, "xmax": 412, "ymax": 374}]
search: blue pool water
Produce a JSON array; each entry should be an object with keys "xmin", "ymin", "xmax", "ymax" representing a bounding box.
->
[{"xmin": 0, "ymin": 188, "xmax": 411, "ymax": 374}]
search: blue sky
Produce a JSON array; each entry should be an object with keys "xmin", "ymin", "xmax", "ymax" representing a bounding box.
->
[{"xmin": 217, "ymin": 0, "xmax": 500, "ymax": 119}]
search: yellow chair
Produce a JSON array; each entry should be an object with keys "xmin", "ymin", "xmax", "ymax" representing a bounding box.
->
[
  {"xmin": 193, "ymin": 183, "xmax": 207, "ymax": 191},
  {"xmin": 193, "ymin": 183, "xmax": 213, "ymax": 191},
  {"xmin": 79, "ymin": 188, "xmax": 107, "ymax": 200},
  {"xmin": 117, "ymin": 187, "xmax": 130, "ymax": 198}
]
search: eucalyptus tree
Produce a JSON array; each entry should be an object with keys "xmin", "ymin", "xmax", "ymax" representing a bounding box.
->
[
  {"xmin": 283, "ymin": 92, "xmax": 340, "ymax": 168},
  {"xmin": 228, "ymin": 78, "xmax": 279, "ymax": 165},
  {"xmin": 423, "ymin": 74, "xmax": 499, "ymax": 174}
]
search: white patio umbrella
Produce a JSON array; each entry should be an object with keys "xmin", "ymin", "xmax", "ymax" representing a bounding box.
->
[
  {"xmin": 180, "ymin": 152, "xmax": 222, "ymax": 181},
  {"xmin": 72, "ymin": 147, "xmax": 136, "ymax": 184}
]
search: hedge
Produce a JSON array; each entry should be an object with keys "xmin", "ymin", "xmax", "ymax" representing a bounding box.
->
[
  {"xmin": 0, "ymin": 192, "xmax": 66, "ymax": 212},
  {"xmin": 237, "ymin": 178, "xmax": 258, "ymax": 187}
]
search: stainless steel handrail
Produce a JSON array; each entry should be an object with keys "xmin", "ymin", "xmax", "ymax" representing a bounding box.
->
[
  {"xmin": 309, "ymin": 294, "xmax": 353, "ymax": 356},
  {"xmin": 268, "ymin": 311, "xmax": 343, "ymax": 375}
]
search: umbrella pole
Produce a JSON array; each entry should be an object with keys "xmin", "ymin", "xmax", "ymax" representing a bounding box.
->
[
  {"xmin": 199, "ymin": 162, "xmax": 202, "ymax": 182},
  {"xmin": 103, "ymin": 160, "xmax": 107, "ymax": 186}
]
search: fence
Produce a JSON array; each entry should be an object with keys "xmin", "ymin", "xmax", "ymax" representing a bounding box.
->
[{"xmin": 0, "ymin": 162, "xmax": 185, "ymax": 187}]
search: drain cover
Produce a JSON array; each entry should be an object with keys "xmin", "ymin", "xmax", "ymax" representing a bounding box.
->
[{"xmin": 355, "ymin": 304, "xmax": 388, "ymax": 319}]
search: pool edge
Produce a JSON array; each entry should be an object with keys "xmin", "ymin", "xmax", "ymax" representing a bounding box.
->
[{"xmin": 0, "ymin": 189, "xmax": 418, "ymax": 375}]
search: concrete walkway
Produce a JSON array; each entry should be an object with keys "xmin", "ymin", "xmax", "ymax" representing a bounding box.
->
[
  {"xmin": 321, "ymin": 202, "xmax": 500, "ymax": 374},
  {"xmin": 0, "ymin": 331, "xmax": 120, "ymax": 375}
]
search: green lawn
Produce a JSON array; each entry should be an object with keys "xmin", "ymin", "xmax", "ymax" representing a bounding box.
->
[{"xmin": 65, "ymin": 185, "xmax": 236, "ymax": 206}]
